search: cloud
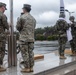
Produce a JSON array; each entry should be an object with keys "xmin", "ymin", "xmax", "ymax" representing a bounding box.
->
[
  {"xmin": 35, "ymin": 11, "xmax": 58, "ymax": 28},
  {"xmin": 29, "ymin": 0, "xmax": 60, "ymax": 15},
  {"xmin": 65, "ymin": 0, "xmax": 76, "ymax": 4},
  {"xmin": 0, "ymin": 0, "xmax": 76, "ymax": 29},
  {"xmin": 66, "ymin": 3, "xmax": 76, "ymax": 11}
]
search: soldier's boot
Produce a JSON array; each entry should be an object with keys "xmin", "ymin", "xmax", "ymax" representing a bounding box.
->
[
  {"xmin": 0, "ymin": 65, "xmax": 6, "ymax": 72},
  {"xmin": 71, "ymin": 51, "xmax": 76, "ymax": 56},
  {"xmin": 74, "ymin": 51, "xmax": 76, "ymax": 55},
  {"xmin": 21, "ymin": 68, "xmax": 31, "ymax": 73},
  {"xmin": 60, "ymin": 56, "xmax": 66, "ymax": 59},
  {"xmin": 71, "ymin": 54, "xmax": 76, "ymax": 56},
  {"xmin": 30, "ymin": 67, "xmax": 33, "ymax": 72}
]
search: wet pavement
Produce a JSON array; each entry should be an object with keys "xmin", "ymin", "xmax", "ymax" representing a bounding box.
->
[
  {"xmin": 1, "ymin": 50, "xmax": 76, "ymax": 75},
  {"xmin": 0, "ymin": 41, "xmax": 74, "ymax": 75}
]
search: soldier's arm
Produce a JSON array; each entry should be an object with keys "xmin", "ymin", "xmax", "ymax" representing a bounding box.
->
[
  {"xmin": 16, "ymin": 17, "xmax": 23, "ymax": 31},
  {"xmin": 65, "ymin": 21, "xmax": 69, "ymax": 30},
  {"xmin": 2, "ymin": 14, "xmax": 9, "ymax": 30},
  {"xmin": 55, "ymin": 21, "xmax": 59, "ymax": 31}
]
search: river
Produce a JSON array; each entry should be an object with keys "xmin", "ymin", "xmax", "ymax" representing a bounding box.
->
[{"xmin": 34, "ymin": 41, "xmax": 70, "ymax": 54}]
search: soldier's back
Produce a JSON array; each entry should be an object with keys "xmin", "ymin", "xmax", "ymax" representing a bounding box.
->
[
  {"xmin": 19, "ymin": 13, "xmax": 36, "ymax": 42},
  {"xmin": 0, "ymin": 12, "xmax": 6, "ymax": 41},
  {"xmin": 56, "ymin": 19, "xmax": 68, "ymax": 32},
  {"xmin": 22, "ymin": 13, "xmax": 36, "ymax": 26},
  {"xmin": 0, "ymin": 12, "xmax": 4, "ymax": 33}
]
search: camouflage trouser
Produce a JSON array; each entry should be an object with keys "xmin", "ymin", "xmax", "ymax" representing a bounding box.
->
[
  {"xmin": 58, "ymin": 36, "xmax": 67, "ymax": 56},
  {"xmin": 70, "ymin": 36, "xmax": 76, "ymax": 53},
  {"xmin": 0, "ymin": 41, "xmax": 5, "ymax": 65},
  {"xmin": 20, "ymin": 42, "xmax": 34, "ymax": 68}
]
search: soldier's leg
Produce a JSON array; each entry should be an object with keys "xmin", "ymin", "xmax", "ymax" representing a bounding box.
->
[
  {"xmin": 58, "ymin": 38, "xmax": 64, "ymax": 56},
  {"xmin": 28, "ymin": 42, "xmax": 34, "ymax": 71},
  {"xmin": 0, "ymin": 41, "xmax": 6, "ymax": 71},
  {"xmin": 20, "ymin": 42, "xmax": 30, "ymax": 69},
  {"xmin": 74, "ymin": 37, "xmax": 76, "ymax": 53},
  {"xmin": 59, "ymin": 43, "xmax": 62, "ymax": 56},
  {"xmin": 58, "ymin": 37, "xmax": 66, "ymax": 59},
  {"xmin": 59, "ymin": 43, "xmax": 66, "ymax": 56},
  {"xmin": 61, "ymin": 44, "xmax": 66, "ymax": 55},
  {"xmin": 20, "ymin": 42, "xmax": 35, "ymax": 72},
  {"xmin": 0, "ymin": 41, "xmax": 5, "ymax": 65},
  {"xmin": 70, "ymin": 40, "xmax": 75, "ymax": 54}
]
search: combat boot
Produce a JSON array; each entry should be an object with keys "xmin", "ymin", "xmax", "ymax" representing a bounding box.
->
[
  {"xmin": 74, "ymin": 52, "xmax": 76, "ymax": 55},
  {"xmin": 0, "ymin": 65, "xmax": 6, "ymax": 72},
  {"xmin": 74, "ymin": 51, "xmax": 76, "ymax": 55},
  {"xmin": 21, "ymin": 68, "xmax": 31, "ymax": 73},
  {"xmin": 30, "ymin": 67, "xmax": 33, "ymax": 72},
  {"xmin": 70, "ymin": 51, "xmax": 76, "ymax": 56},
  {"xmin": 70, "ymin": 53, "xmax": 76, "ymax": 56},
  {"xmin": 60, "ymin": 56, "xmax": 66, "ymax": 59}
]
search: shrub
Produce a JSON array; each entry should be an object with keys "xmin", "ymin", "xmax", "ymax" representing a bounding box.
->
[
  {"xmin": 35, "ymin": 34, "xmax": 46, "ymax": 41},
  {"xmin": 47, "ymin": 35, "xmax": 58, "ymax": 41}
]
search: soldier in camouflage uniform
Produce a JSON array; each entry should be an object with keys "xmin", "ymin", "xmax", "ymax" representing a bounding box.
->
[
  {"xmin": 69, "ymin": 16, "xmax": 76, "ymax": 55},
  {"xmin": 0, "ymin": 2, "xmax": 9, "ymax": 71},
  {"xmin": 55, "ymin": 13, "xmax": 69, "ymax": 59},
  {"xmin": 16, "ymin": 4, "xmax": 36, "ymax": 72}
]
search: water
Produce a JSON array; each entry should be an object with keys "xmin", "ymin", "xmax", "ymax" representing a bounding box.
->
[{"xmin": 34, "ymin": 41, "xmax": 70, "ymax": 54}]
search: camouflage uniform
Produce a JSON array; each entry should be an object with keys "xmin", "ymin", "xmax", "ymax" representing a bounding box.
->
[
  {"xmin": 55, "ymin": 14, "xmax": 68, "ymax": 56},
  {"xmin": 16, "ymin": 12, "xmax": 36, "ymax": 68},
  {"xmin": 0, "ymin": 11, "xmax": 9, "ymax": 65},
  {"xmin": 69, "ymin": 16, "xmax": 76, "ymax": 54}
]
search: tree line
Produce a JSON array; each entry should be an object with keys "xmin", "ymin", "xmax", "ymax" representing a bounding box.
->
[{"xmin": 35, "ymin": 26, "xmax": 59, "ymax": 41}]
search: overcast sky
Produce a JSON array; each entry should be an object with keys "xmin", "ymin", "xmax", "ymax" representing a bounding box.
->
[{"xmin": 0, "ymin": 0, "xmax": 76, "ymax": 30}]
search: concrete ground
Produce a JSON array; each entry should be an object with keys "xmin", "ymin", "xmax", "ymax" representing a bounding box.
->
[{"xmin": 0, "ymin": 50, "xmax": 76, "ymax": 75}]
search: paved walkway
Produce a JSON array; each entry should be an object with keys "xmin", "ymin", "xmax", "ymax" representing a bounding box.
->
[{"xmin": 0, "ymin": 51, "xmax": 76, "ymax": 75}]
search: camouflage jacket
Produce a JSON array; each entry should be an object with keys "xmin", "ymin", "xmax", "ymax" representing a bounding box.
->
[
  {"xmin": 55, "ymin": 19, "xmax": 69, "ymax": 37},
  {"xmin": 69, "ymin": 21, "xmax": 76, "ymax": 36},
  {"xmin": 16, "ymin": 13, "xmax": 36, "ymax": 42},
  {"xmin": 0, "ymin": 11, "xmax": 9, "ymax": 40},
  {"xmin": 0, "ymin": 11, "xmax": 9, "ymax": 33}
]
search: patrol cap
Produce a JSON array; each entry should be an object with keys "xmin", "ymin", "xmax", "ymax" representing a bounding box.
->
[
  {"xmin": 22, "ymin": 4, "xmax": 31, "ymax": 9},
  {"xmin": 22, "ymin": 4, "xmax": 31, "ymax": 12},
  {"xmin": 0, "ymin": 2, "xmax": 7, "ymax": 10},
  {"xmin": 69, "ymin": 16, "xmax": 75, "ymax": 20}
]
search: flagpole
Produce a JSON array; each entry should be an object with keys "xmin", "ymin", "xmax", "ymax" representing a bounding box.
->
[{"xmin": 8, "ymin": 0, "xmax": 17, "ymax": 67}]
